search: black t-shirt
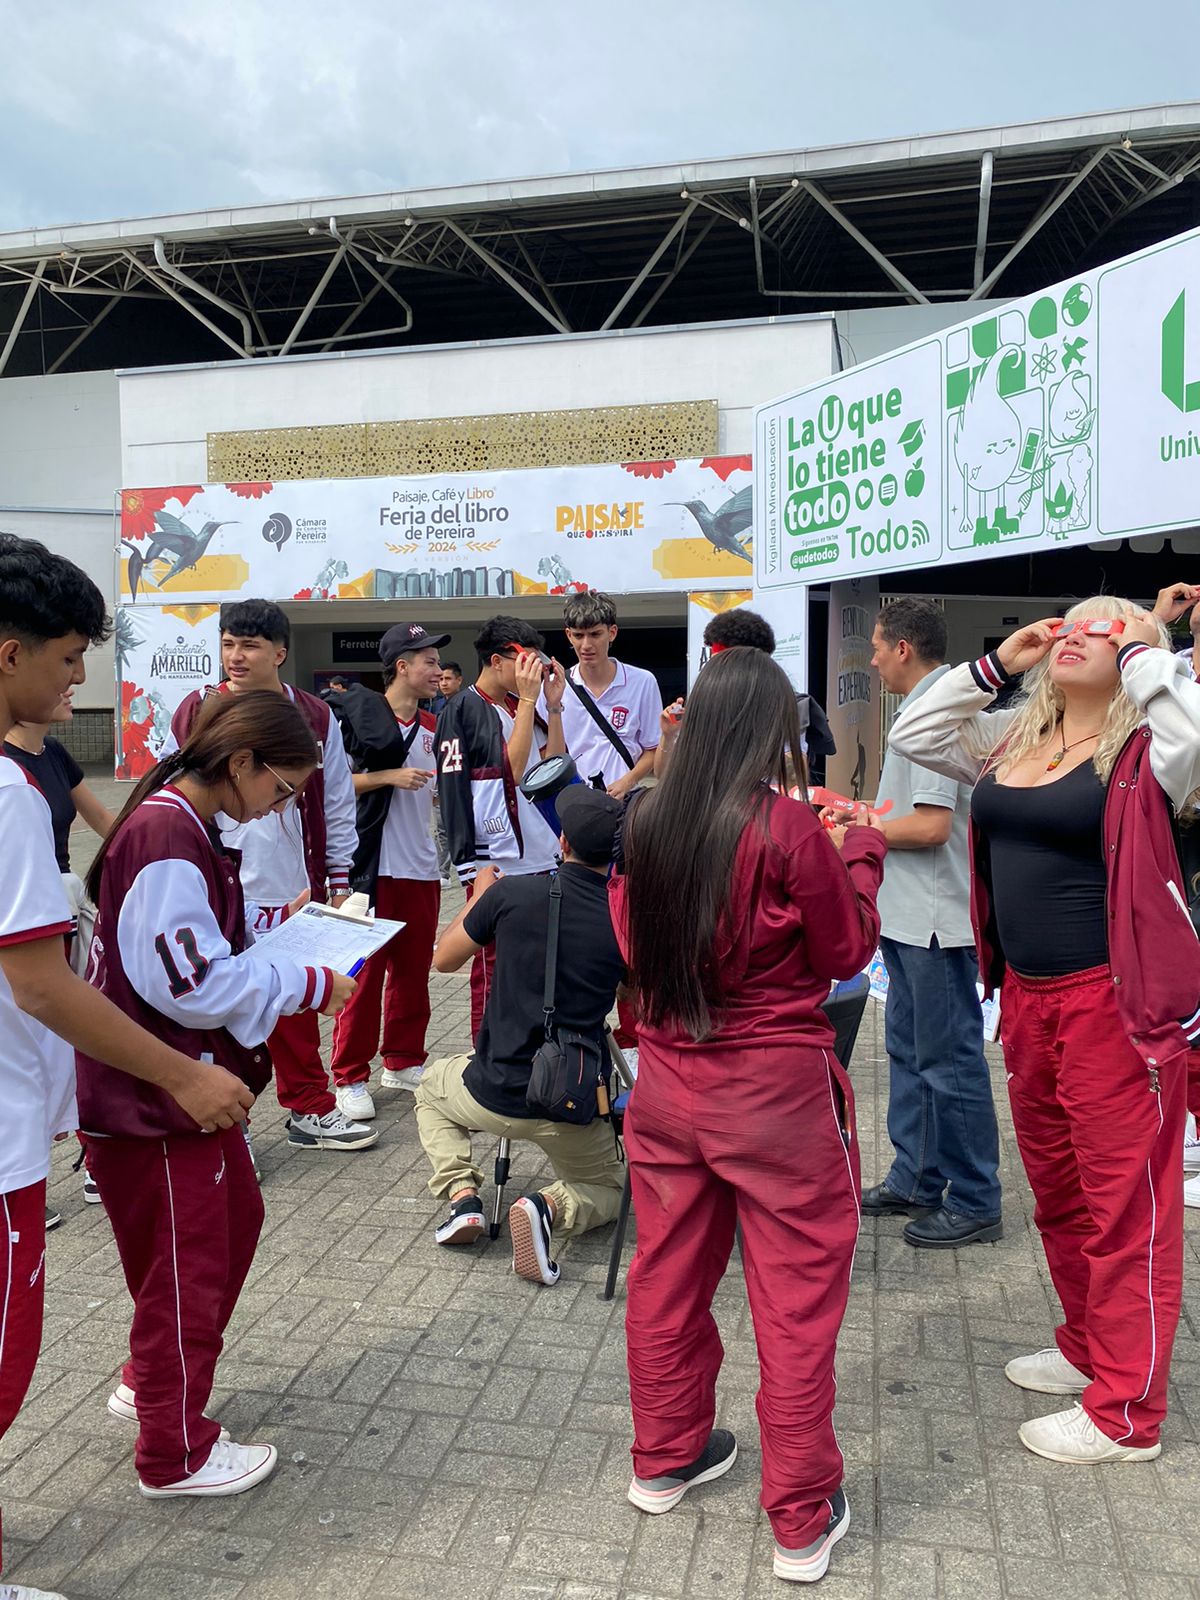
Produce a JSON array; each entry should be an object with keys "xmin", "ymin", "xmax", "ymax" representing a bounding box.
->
[
  {"xmin": 462, "ymin": 863, "xmax": 625, "ymax": 1118},
  {"xmin": 971, "ymin": 760, "xmax": 1108, "ymax": 977},
  {"xmin": 4, "ymin": 737, "xmax": 84, "ymax": 871}
]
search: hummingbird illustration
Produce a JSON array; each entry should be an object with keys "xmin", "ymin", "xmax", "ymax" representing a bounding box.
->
[
  {"xmin": 669, "ymin": 485, "xmax": 753, "ymax": 563},
  {"xmin": 125, "ymin": 513, "xmax": 235, "ymax": 595}
]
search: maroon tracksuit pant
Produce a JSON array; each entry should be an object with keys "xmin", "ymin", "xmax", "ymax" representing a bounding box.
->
[
  {"xmin": 270, "ymin": 1009, "xmax": 336, "ymax": 1116},
  {"xmin": 331, "ymin": 877, "xmax": 441, "ymax": 1084},
  {"xmin": 1, "ymin": 1180, "xmax": 46, "ymax": 1570},
  {"xmin": 87, "ymin": 1125, "xmax": 263, "ymax": 1487},
  {"xmin": 625, "ymin": 1041, "xmax": 860, "ymax": 1549},
  {"xmin": 1001, "ymin": 965, "xmax": 1186, "ymax": 1446}
]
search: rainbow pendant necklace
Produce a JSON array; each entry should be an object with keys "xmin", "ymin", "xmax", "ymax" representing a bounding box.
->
[{"xmin": 1046, "ymin": 730, "xmax": 1101, "ymax": 772}]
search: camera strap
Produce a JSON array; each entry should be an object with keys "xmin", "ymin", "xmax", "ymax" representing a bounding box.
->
[
  {"xmin": 567, "ymin": 676, "xmax": 636, "ymax": 771},
  {"xmin": 541, "ymin": 871, "xmax": 563, "ymax": 1039}
]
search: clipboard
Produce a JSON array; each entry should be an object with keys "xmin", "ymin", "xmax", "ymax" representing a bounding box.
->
[{"xmin": 248, "ymin": 899, "xmax": 405, "ymax": 977}]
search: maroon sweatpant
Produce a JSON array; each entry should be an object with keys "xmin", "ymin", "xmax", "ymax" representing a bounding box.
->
[
  {"xmin": 1001, "ymin": 965, "xmax": 1186, "ymax": 1447},
  {"xmin": 87, "ymin": 1125, "xmax": 263, "ymax": 1487},
  {"xmin": 624, "ymin": 1041, "xmax": 860, "ymax": 1549},
  {"xmin": 464, "ymin": 878, "xmax": 495, "ymax": 1045},
  {"xmin": 331, "ymin": 877, "xmax": 441, "ymax": 1084},
  {"xmin": 1, "ymin": 1180, "xmax": 46, "ymax": 1571},
  {"xmin": 270, "ymin": 1009, "xmax": 335, "ymax": 1117}
]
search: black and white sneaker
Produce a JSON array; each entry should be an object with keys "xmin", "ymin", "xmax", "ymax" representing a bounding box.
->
[
  {"xmin": 82, "ymin": 1173, "xmax": 102, "ymax": 1204},
  {"xmin": 286, "ymin": 1110, "xmax": 380, "ymax": 1151},
  {"xmin": 44, "ymin": 1203, "xmax": 62, "ymax": 1232},
  {"xmin": 627, "ymin": 1428, "xmax": 738, "ymax": 1513},
  {"xmin": 434, "ymin": 1194, "xmax": 486, "ymax": 1247},
  {"xmin": 509, "ymin": 1193, "xmax": 560, "ymax": 1286},
  {"xmin": 774, "ymin": 1489, "xmax": 850, "ymax": 1583}
]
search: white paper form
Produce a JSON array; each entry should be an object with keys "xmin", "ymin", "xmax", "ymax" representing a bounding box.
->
[{"xmin": 247, "ymin": 902, "xmax": 406, "ymax": 976}]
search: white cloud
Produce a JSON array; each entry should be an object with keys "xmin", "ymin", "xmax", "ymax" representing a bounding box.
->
[{"xmin": 0, "ymin": 0, "xmax": 1195, "ymax": 231}]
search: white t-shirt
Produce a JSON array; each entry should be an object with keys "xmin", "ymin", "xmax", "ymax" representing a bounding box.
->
[
  {"xmin": 543, "ymin": 660, "xmax": 662, "ymax": 790},
  {"xmin": 379, "ymin": 715, "xmax": 441, "ymax": 882},
  {"xmin": 0, "ymin": 757, "xmax": 77, "ymax": 1194}
]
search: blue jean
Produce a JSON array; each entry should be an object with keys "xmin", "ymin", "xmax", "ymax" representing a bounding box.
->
[{"xmin": 880, "ymin": 935, "xmax": 1001, "ymax": 1219}]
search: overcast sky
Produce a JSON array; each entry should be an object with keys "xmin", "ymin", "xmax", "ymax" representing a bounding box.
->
[{"xmin": 2, "ymin": 0, "xmax": 1196, "ymax": 231}]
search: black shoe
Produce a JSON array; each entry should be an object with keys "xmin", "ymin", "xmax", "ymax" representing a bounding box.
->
[
  {"xmin": 509, "ymin": 1192, "xmax": 560, "ymax": 1286},
  {"xmin": 774, "ymin": 1487, "xmax": 850, "ymax": 1582},
  {"xmin": 904, "ymin": 1206, "xmax": 1003, "ymax": 1249},
  {"xmin": 434, "ymin": 1193, "xmax": 485, "ymax": 1247},
  {"xmin": 861, "ymin": 1181, "xmax": 937, "ymax": 1217},
  {"xmin": 627, "ymin": 1428, "xmax": 738, "ymax": 1513},
  {"xmin": 45, "ymin": 1203, "xmax": 62, "ymax": 1232}
]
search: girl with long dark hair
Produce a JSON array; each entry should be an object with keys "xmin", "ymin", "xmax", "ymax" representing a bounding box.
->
[
  {"xmin": 611, "ymin": 648, "xmax": 886, "ymax": 1587},
  {"xmin": 889, "ymin": 598, "xmax": 1200, "ymax": 1464},
  {"xmin": 76, "ymin": 690, "xmax": 355, "ymax": 1499}
]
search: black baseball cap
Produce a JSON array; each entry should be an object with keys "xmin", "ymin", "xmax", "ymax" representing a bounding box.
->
[
  {"xmin": 380, "ymin": 622, "xmax": 452, "ymax": 669},
  {"xmin": 556, "ymin": 785, "xmax": 624, "ymax": 866}
]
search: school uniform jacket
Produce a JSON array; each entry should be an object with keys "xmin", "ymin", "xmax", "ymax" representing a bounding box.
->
[
  {"xmin": 888, "ymin": 643, "xmax": 1200, "ymax": 1081},
  {"xmin": 434, "ymin": 685, "xmax": 558, "ymax": 885},
  {"xmin": 167, "ymin": 683, "xmax": 357, "ymax": 905},
  {"xmin": 75, "ymin": 786, "xmax": 334, "ymax": 1139}
]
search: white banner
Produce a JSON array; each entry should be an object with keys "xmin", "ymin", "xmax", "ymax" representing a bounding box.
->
[
  {"xmin": 114, "ymin": 604, "xmax": 220, "ymax": 779},
  {"xmin": 755, "ymin": 222, "xmax": 1200, "ymax": 589},
  {"xmin": 119, "ymin": 456, "xmax": 753, "ymax": 606},
  {"xmin": 824, "ymin": 579, "xmax": 880, "ymax": 800}
]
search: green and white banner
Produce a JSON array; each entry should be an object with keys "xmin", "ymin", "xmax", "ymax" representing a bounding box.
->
[{"xmin": 755, "ymin": 224, "xmax": 1200, "ymax": 589}]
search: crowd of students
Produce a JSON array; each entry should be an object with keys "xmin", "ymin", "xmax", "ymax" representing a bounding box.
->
[{"xmin": 2, "ymin": 534, "xmax": 1200, "ymax": 1595}]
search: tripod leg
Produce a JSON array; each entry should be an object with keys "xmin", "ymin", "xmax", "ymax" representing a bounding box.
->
[
  {"xmin": 602, "ymin": 1167, "xmax": 634, "ymax": 1301},
  {"xmin": 491, "ymin": 1137, "xmax": 511, "ymax": 1240}
]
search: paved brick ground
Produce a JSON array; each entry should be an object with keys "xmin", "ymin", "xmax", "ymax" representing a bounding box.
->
[{"xmin": 2, "ymin": 781, "xmax": 1198, "ymax": 1598}]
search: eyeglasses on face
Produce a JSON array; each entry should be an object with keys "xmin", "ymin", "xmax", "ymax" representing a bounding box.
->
[
  {"xmin": 260, "ymin": 760, "xmax": 297, "ymax": 809},
  {"xmin": 1052, "ymin": 618, "xmax": 1126, "ymax": 639}
]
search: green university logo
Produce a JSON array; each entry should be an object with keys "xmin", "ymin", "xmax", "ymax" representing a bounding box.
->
[{"xmin": 1161, "ymin": 291, "xmax": 1200, "ymax": 414}]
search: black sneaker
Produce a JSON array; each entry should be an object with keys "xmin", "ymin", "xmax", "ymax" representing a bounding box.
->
[
  {"xmin": 434, "ymin": 1194, "xmax": 485, "ymax": 1247},
  {"xmin": 509, "ymin": 1193, "xmax": 560, "ymax": 1286},
  {"xmin": 774, "ymin": 1488, "xmax": 850, "ymax": 1582},
  {"xmin": 45, "ymin": 1203, "xmax": 62, "ymax": 1232},
  {"xmin": 627, "ymin": 1428, "xmax": 737, "ymax": 1513}
]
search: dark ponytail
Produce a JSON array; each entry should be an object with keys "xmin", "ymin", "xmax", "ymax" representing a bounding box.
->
[{"xmin": 87, "ymin": 689, "xmax": 317, "ymax": 901}]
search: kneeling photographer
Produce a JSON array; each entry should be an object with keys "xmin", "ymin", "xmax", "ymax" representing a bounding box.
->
[{"xmin": 414, "ymin": 785, "xmax": 626, "ymax": 1286}]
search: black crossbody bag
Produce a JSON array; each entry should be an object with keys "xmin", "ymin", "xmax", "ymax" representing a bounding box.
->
[{"xmin": 526, "ymin": 873, "xmax": 611, "ymax": 1124}]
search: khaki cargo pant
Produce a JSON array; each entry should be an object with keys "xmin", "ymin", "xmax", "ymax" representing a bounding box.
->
[{"xmin": 414, "ymin": 1054, "xmax": 625, "ymax": 1236}]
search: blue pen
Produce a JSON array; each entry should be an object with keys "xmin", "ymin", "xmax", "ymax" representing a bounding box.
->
[{"xmin": 348, "ymin": 958, "xmax": 366, "ymax": 977}]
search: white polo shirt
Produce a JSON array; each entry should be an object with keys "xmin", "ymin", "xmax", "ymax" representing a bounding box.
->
[
  {"xmin": 545, "ymin": 660, "xmax": 662, "ymax": 790},
  {"xmin": 0, "ymin": 757, "xmax": 77, "ymax": 1194},
  {"xmin": 379, "ymin": 714, "xmax": 441, "ymax": 881}
]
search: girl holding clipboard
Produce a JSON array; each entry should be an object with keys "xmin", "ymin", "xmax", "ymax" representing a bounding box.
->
[{"xmin": 76, "ymin": 690, "xmax": 355, "ymax": 1499}]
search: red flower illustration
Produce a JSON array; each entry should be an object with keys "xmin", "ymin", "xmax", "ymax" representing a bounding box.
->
[
  {"xmin": 701, "ymin": 455, "xmax": 752, "ymax": 482},
  {"xmin": 226, "ymin": 482, "xmax": 273, "ymax": 499},
  {"xmin": 116, "ymin": 680, "xmax": 157, "ymax": 780},
  {"xmin": 292, "ymin": 587, "xmax": 314, "ymax": 600},
  {"xmin": 121, "ymin": 485, "xmax": 202, "ymax": 542},
  {"xmin": 621, "ymin": 460, "xmax": 677, "ymax": 479}
]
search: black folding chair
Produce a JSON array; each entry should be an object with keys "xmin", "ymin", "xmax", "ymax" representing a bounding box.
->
[{"xmin": 600, "ymin": 972, "xmax": 873, "ymax": 1300}]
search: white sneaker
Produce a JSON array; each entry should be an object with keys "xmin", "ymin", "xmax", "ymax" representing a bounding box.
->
[
  {"xmin": 138, "ymin": 1439, "xmax": 277, "ymax": 1497},
  {"xmin": 1184, "ymin": 1113, "xmax": 1200, "ymax": 1172},
  {"xmin": 0, "ymin": 1584, "xmax": 69, "ymax": 1598},
  {"xmin": 108, "ymin": 1382, "xmax": 229, "ymax": 1440},
  {"xmin": 1018, "ymin": 1403, "xmax": 1161, "ymax": 1463},
  {"xmin": 1184, "ymin": 1172, "xmax": 1200, "ymax": 1209},
  {"xmin": 1004, "ymin": 1347, "xmax": 1090, "ymax": 1394},
  {"xmin": 82, "ymin": 1173, "xmax": 102, "ymax": 1204},
  {"xmin": 335, "ymin": 1083, "xmax": 375, "ymax": 1121},
  {"xmin": 380, "ymin": 1064, "xmax": 426, "ymax": 1091},
  {"xmin": 286, "ymin": 1110, "xmax": 379, "ymax": 1151}
]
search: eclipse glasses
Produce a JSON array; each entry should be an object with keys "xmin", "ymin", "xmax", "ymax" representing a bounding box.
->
[{"xmin": 1052, "ymin": 618, "xmax": 1126, "ymax": 639}]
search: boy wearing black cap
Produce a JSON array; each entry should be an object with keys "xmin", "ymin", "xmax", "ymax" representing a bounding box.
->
[
  {"xmin": 415, "ymin": 785, "xmax": 627, "ymax": 1285},
  {"xmin": 327, "ymin": 622, "xmax": 450, "ymax": 1116}
]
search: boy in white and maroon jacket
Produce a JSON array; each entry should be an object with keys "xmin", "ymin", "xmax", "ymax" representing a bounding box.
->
[
  {"xmin": 166, "ymin": 599, "xmax": 369, "ymax": 1153},
  {"xmin": 0, "ymin": 536, "xmax": 264, "ymax": 1583},
  {"xmin": 326, "ymin": 622, "xmax": 449, "ymax": 1116}
]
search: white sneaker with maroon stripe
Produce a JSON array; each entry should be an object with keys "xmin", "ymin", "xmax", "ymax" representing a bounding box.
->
[
  {"xmin": 109, "ymin": 1382, "xmax": 230, "ymax": 1440},
  {"xmin": 139, "ymin": 1439, "xmax": 277, "ymax": 1497}
]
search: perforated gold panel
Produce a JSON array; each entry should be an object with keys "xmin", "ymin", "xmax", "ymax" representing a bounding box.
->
[{"xmin": 208, "ymin": 401, "xmax": 718, "ymax": 482}]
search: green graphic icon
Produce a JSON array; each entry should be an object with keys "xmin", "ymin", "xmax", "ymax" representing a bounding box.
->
[
  {"xmin": 878, "ymin": 473, "xmax": 898, "ymax": 506},
  {"xmin": 898, "ymin": 419, "xmax": 925, "ymax": 457},
  {"xmin": 1029, "ymin": 296, "xmax": 1058, "ymax": 339},
  {"xmin": 1062, "ymin": 336, "xmax": 1088, "ymax": 371},
  {"xmin": 1062, "ymin": 284, "xmax": 1092, "ymax": 326},
  {"xmin": 1161, "ymin": 291, "xmax": 1200, "ymax": 413}
]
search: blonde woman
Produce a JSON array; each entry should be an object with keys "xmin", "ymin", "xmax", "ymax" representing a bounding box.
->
[{"xmin": 888, "ymin": 597, "xmax": 1200, "ymax": 1465}]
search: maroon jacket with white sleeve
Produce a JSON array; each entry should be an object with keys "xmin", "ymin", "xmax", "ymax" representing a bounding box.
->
[{"xmin": 888, "ymin": 642, "xmax": 1200, "ymax": 1086}]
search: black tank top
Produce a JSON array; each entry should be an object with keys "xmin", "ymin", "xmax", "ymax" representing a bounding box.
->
[{"xmin": 971, "ymin": 760, "xmax": 1108, "ymax": 977}]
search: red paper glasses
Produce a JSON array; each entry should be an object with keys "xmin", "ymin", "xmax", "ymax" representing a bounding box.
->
[{"xmin": 1052, "ymin": 618, "xmax": 1126, "ymax": 639}]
